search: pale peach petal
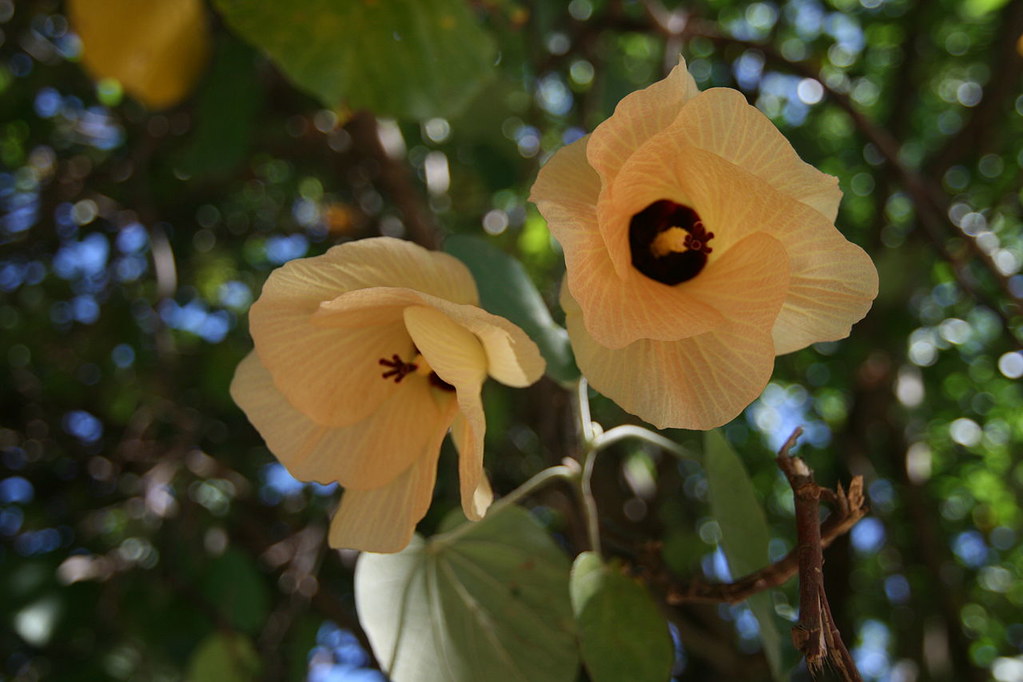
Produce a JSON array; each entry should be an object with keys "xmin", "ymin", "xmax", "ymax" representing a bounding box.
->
[
  {"xmin": 670, "ymin": 88, "xmax": 842, "ymax": 221},
  {"xmin": 683, "ymin": 232, "xmax": 790, "ymax": 328},
  {"xmin": 450, "ymin": 396, "xmax": 490, "ymax": 521},
  {"xmin": 608, "ymin": 135, "xmax": 777, "ymax": 254},
  {"xmin": 328, "ymin": 428, "xmax": 447, "ymax": 553},
  {"xmin": 531, "ymin": 135, "xmax": 637, "ymax": 280},
  {"xmin": 529, "ymin": 135, "xmax": 602, "ymax": 213},
  {"xmin": 563, "ymin": 287, "xmax": 776, "ymax": 430},
  {"xmin": 230, "ymin": 352, "xmax": 456, "ymax": 490},
  {"xmin": 403, "ymin": 306, "xmax": 489, "ymax": 386},
  {"xmin": 403, "ymin": 305, "xmax": 493, "ymax": 521},
  {"xmin": 249, "ymin": 238, "xmax": 477, "ymax": 427},
  {"xmin": 256, "ymin": 237, "xmax": 477, "ymax": 308},
  {"xmin": 313, "ymin": 287, "xmax": 424, "ymax": 328},
  {"xmin": 772, "ymin": 236, "xmax": 878, "ymax": 354},
  {"xmin": 252, "ymin": 316, "xmax": 408, "ymax": 427},
  {"xmin": 586, "ymin": 58, "xmax": 699, "ymax": 185},
  {"xmin": 428, "ymin": 302, "xmax": 546, "ymax": 387},
  {"xmin": 317, "ymin": 289, "xmax": 544, "ymax": 387},
  {"xmin": 534, "ymin": 141, "xmax": 724, "ymax": 348}
]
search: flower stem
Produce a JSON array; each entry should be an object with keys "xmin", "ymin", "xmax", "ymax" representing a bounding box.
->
[
  {"xmin": 576, "ymin": 378, "xmax": 595, "ymax": 445},
  {"xmin": 592, "ymin": 424, "xmax": 692, "ymax": 459},
  {"xmin": 438, "ymin": 465, "xmax": 574, "ymax": 544},
  {"xmin": 579, "ymin": 446, "xmax": 602, "ymax": 556}
]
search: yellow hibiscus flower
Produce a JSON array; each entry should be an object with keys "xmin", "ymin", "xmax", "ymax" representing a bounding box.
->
[
  {"xmin": 231, "ymin": 238, "xmax": 545, "ymax": 552},
  {"xmin": 530, "ymin": 58, "xmax": 878, "ymax": 430}
]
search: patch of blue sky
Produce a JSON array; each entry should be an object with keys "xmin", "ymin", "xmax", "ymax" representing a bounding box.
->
[
  {"xmin": 826, "ymin": 12, "xmax": 865, "ymax": 53},
  {"xmin": 0, "ymin": 476, "xmax": 34, "ymax": 504},
  {"xmin": 733, "ymin": 50, "xmax": 765, "ymax": 91},
  {"xmin": 14, "ymin": 527, "xmax": 63, "ymax": 556},
  {"xmin": 702, "ymin": 546, "xmax": 734, "ymax": 582},
  {"xmin": 72, "ymin": 294, "xmax": 100, "ymax": 324},
  {"xmin": 159, "ymin": 299, "xmax": 234, "ymax": 343},
  {"xmin": 0, "ymin": 261, "xmax": 25, "ymax": 292},
  {"xmin": 34, "ymin": 87, "xmax": 62, "ymax": 118},
  {"xmin": 261, "ymin": 463, "xmax": 337, "ymax": 506},
  {"xmin": 54, "ymin": 202, "xmax": 78, "ymax": 236},
  {"xmin": 0, "ymin": 507, "xmax": 23, "ymax": 536},
  {"xmin": 115, "ymin": 255, "xmax": 147, "ymax": 282},
  {"xmin": 563, "ymin": 126, "xmax": 585, "ymax": 145},
  {"xmin": 76, "ymin": 107, "xmax": 123, "ymax": 151},
  {"xmin": 218, "ymin": 280, "xmax": 253, "ymax": 310},
  {"xmin": 537, "ymin": 74, "xmax": 573, "ymax": 116},
  {"xmin": 266, "ymin": 234, "xmax": 309, "ymax": 265},
  {"xmin": 884, "ymin": 574, "xmax": 911, "ymax": 604},
  {"xmin": 53, "ymin": 233, "xmax": 109, "ymax": 280},
  {"xmin": 111, "ymin": 344, "xmax": 135, "ymax": 369},
  {"xmin": 3, "ymin": 191, "xmax": 39, "ymax": 233},
  {"xmin": 292, "ymin": 198, "xmax": 320, "ymax": 228},
  {"xmin": 853, "ymin": 619, "xmax": 892, "ymax": 681},
  {"xmin": 747, "ymin": 382, "xmax": 831, "ymax": 452},
  {"xmin": 307, "ymin": 623, "xmax": 385, "ymax": 682},
  {"xmin": 63, "ymin": 410, "xmax": 103, "ymax": 444},
  {"xmin": 785, "ymin": 0, "xmax": 825, "ymax": 40},
  {"xmin": 116, "ymin": 222, "xmax": 148, "ymax": 253},
  {"xmin": 851, "ymin": 516, "xmax": 886, "ymax": 554},
  {"xmin": 952, "ymin": 530, "xmax": 991, "ymax": 569}
]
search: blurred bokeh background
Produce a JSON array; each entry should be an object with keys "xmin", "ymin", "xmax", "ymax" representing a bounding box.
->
[{"xmin": 1, "ymin": 0, "xmax": 1022, "ymax": 680}]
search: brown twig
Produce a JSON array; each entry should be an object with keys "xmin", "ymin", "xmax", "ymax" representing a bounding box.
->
[
  {"xmin": 776, "ymin": 429, "xmax": 862, "ymax": 681},
  {"xmin": 665, "ymin": 432, "xmax": 868, "ymax": 607}
]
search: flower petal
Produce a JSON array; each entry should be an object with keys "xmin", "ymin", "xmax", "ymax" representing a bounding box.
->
[
  {"xmin": 530, "ymin": 135, "xmax": 602, "ymax": 215},
  {"xmin": 430, "ymin": 303, "xmax": 546, "ymax": 388},
  {"xmin": 670, "ymin": 88, "xmax": 843, "ymax": 221},
  {"xmin": 230, "ymin": 352, "xmax": 456, "ymax": 490},
  {"xmin": 771, "ymin": 234, "xmax": 878, "ymax": 354},
  {"xmin": 451, "ymin": 396, "xmax": 491, "ymax": 521},
  {"xmin": 403, "ymin": 305, "xmax": 492, "ymax": 521},
  {"xmin": 258, "ymin": 237, "xmax": 478, "ymax": 307},
  {"xmin": 586, "ymin": 57, "xmax": 699, "ymax": 185},
  {"xmin": 563, "ymin": 286, "xmax": 777, "ymax": 430},
  {"xmin": 683, "ymin": 232, "xmax": 791, "ymax": 329},
  {"xmin": 328, "ymin": 430, "xmax": 447, "ymax": 553},
  {"xmin": 316, "ymin": 289, "xmax": 544, "ymax": 388},
  {"xmin": 249, "ymin": 238, "xmax": 477, "ymax": 427}
]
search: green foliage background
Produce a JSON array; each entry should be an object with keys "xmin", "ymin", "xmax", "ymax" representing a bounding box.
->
[{"xmin": 1, "ymin": 0, "xmax": 1022, "ymax": 680}]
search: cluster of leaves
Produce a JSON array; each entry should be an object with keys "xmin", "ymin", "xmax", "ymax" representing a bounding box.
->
[{"xmin": 0, "ymin": 0, "xmax": 1021, "ymax": 680}]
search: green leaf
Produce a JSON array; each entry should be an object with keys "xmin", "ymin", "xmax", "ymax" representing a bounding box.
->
[
  {"xmin": 178, "ymin": 36, "xmax": 261, "ymax": 181},
  {"xmin": 355, "ymin": 505, "xmax": 578, "ymax": 682},
  {"xmin": 187, "ymin": 632, "xmax": 260, "ymax": 682},
  {"xmin": 962, "ymin": 0, "xmax": 1011, "ymax": 16},
  {"xmin": 200, "ymin": 549, "xmax": 270, "ymax": 635},
  {"xmin": 213, "ymin": 0, "xmax": 496, "ymax": 119},
  {"xmin": 444, "ymin": 235, "xmax": 579, "ymax": 384},
  {"xmin": 570, "ymin": 552, "xmax": 674, "ymax": 682},
  {"xmin": 704, "ymin": 431, "xmax": 785, "ymax": 680}
]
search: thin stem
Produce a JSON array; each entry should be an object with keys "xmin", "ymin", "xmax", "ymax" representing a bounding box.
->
[
  {"xmin": 576, "ymin": 378, "xmax": 594, "ymax": 445},
  {"xmin": 437, "ymin": 465, "xmax": 575, "ymax": 544},
  {"xmin": 580, "ymin": 447, "xmax": 602, "ymax": 556},
  {"xmin": 592, "ymin": 424, "xmax": 692, "ymax": 459}
]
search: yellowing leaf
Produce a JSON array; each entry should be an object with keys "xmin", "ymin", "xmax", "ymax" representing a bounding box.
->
[{"xmin": 68, "ymin": 0, "xmax": 211, "ymax": 110}]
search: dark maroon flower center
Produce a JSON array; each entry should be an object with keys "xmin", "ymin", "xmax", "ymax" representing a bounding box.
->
[
  {"xmin": 629, "ymin": 200, "xmax": 714, "ymax": 285},
  {"xmin": 378, "ymin": 353, "xmax": 455, "ymax": 392}
]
